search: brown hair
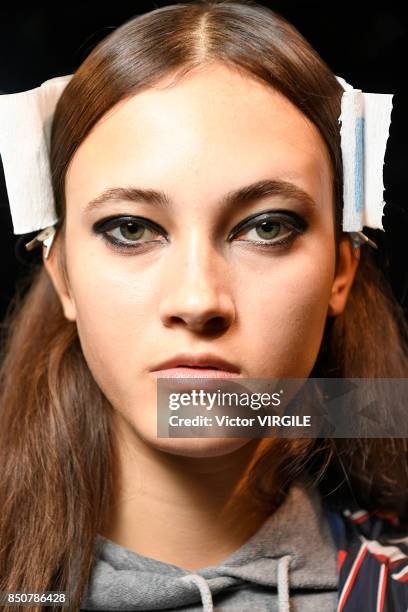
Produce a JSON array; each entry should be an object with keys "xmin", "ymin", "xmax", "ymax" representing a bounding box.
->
[{"xmin": 1, "ymin": 1, "xmax": 408, "ymax": 609}]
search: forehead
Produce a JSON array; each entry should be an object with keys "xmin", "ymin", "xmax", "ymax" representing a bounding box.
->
[{"xmin": 65, "ymin": 63, "xmax": 332, "ymax": 210}]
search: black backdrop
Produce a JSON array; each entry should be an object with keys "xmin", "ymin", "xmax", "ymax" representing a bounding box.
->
[{"xmin": 1, "ymin": 1, "xmax": 407, "ymax": 322}]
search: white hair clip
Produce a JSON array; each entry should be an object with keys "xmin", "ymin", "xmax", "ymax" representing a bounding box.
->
[{"xmin": 0, "ymin": 73, "xmax": 393, "ymax": 259}]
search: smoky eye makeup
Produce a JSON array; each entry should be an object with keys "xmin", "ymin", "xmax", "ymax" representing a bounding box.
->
[
  {"xmin": 227, "ymin": 209, "xmax": 307, "ymax": 246},
  {"xmin": 92, "ymin": 215, "xmax": 168, "ymax": 252},
  {"xmin": 91, "ymin": 208, "xmax": 309, "ymax": 255}
]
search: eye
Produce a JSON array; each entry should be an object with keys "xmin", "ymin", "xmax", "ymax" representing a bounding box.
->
[
  {"xmin": 94, "ymin": 216, "xmax": 167, "ymax": 250},
  {"xmin": 239, "ymin": 219, "xmax": 284, "ymax": 241},
  {"xmin": 230, "ymin": 211, "xmax": 306, "ymax": 249}
]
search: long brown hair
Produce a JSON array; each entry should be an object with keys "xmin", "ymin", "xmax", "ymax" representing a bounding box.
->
[{"xmin": 1, "ymin": 1, "xmax": 408, "ymax": 609}]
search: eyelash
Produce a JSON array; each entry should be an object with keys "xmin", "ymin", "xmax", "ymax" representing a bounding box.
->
[{"xmin": 93, "ymin": 210, "xmax": 307, "ymax": 254}]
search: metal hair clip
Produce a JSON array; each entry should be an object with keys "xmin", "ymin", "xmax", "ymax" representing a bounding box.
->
[
  {"xmin": 24, "ymin": 225, "xmax": 56, "ymax": 259},
  {"xmin": 348, "ymin": 230, "xmax": 378, "ymax": 250}
]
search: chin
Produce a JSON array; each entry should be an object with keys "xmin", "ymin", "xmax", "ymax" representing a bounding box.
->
[{"xmin": 146, "ymin": 436, "xmax": 251, "ymax": 458}]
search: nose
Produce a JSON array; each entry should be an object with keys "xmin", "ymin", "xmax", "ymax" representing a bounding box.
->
[{"xmin": 158, "ymin": 233, "xmax": 235, "ymax": 335}]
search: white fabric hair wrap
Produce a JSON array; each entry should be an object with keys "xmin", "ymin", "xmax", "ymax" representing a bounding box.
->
[
  {"xmin": 0, "ymin": 72, "xmax": 393, "ymax": 258},
  {"xmin": 335, "ymin": 75, "xmax": 393, "ymax": 233}
]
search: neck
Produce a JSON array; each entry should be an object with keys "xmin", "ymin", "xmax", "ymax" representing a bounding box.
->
[{"xmin": 100, "ymin": 416, "xmax": 277, "ymax": 571}]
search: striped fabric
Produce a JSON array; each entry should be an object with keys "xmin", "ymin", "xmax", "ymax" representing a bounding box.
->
[{"xmin": 324, "ymin": 502, "xmax": 408, "ymax": 611}]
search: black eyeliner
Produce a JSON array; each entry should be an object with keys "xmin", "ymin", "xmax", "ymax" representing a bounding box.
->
[
  {"xmin": 228, "ymin": 209, "xmax": 307, "ymax": 240},
  {"xmin": 93, "ymin": 214, "xmax": 167, "ymax": 237},
  {"xmin": 92, "ymin": 208, "xmax": 308, "ymax": 253}
]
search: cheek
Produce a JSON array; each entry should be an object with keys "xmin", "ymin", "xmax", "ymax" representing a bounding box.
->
[
  {"xmin": 232, "ymin": 249, "xmax": 335, "ymax": 377},
  {"xmin": 67, "ymin": 251, "xmax": 160, "ymax": 400}
]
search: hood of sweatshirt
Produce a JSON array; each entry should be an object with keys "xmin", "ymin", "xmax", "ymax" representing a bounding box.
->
[{"xmin": 80, "ymin": 475, "xmax": 338, "ymax": 611}]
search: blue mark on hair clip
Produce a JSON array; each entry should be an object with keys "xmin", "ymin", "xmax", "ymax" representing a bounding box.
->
[{"xmin": 354, "ymin": 116, "xmax": 364, "ymax": 215}]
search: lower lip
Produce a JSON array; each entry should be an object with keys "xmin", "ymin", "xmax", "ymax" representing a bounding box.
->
[{"xmin": 150, "ymin": 367, "xmax": 241, "ymax": 379}]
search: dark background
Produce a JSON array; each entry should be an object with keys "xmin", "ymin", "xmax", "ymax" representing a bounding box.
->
[{"xmin": 1, "ymin": 1, "xmax": 407, "ymax": 322}]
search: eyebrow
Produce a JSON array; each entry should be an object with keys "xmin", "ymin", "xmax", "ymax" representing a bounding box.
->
[{"xmin": 83, "ymin": 179, "xmax": 317, "ymax": 215}]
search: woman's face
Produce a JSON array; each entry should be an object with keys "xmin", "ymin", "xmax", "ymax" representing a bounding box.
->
[{"xmin": 45, "ymin": 63, "xmax": 358, "ymax": 456}]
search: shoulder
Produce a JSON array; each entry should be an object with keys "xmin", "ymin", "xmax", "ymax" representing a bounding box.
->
[{"xmin": 323, "ymin": 500, "xmax": 408, "ymax": 612}]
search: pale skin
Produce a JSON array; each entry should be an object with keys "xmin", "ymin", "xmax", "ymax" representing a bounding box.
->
[{"xmin": 44, "ymin": 63, "xmax": 359, "ymax": 570}]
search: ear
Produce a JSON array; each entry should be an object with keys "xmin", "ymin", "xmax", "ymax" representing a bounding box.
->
[
  {"xmin": 328, "ymin": 237, "xmax": 360, "ymax": 317},
  {"xmin": 42, "ymin": 240, "xmax": 77, "ymax": 322}
]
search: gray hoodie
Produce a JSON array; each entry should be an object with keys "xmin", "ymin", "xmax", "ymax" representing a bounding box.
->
[{"xmin": 80, "ymin": 476, "xmax": 339, "ymax": 611}]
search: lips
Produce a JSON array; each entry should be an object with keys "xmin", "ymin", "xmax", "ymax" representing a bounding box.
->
[
  {"xmin": 150, "ymin": 367, "xmax": 241, "ymax": 380},
  {"xmin": 149, "ymin": 352, "xmax": 241, "ymax": 376}
]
